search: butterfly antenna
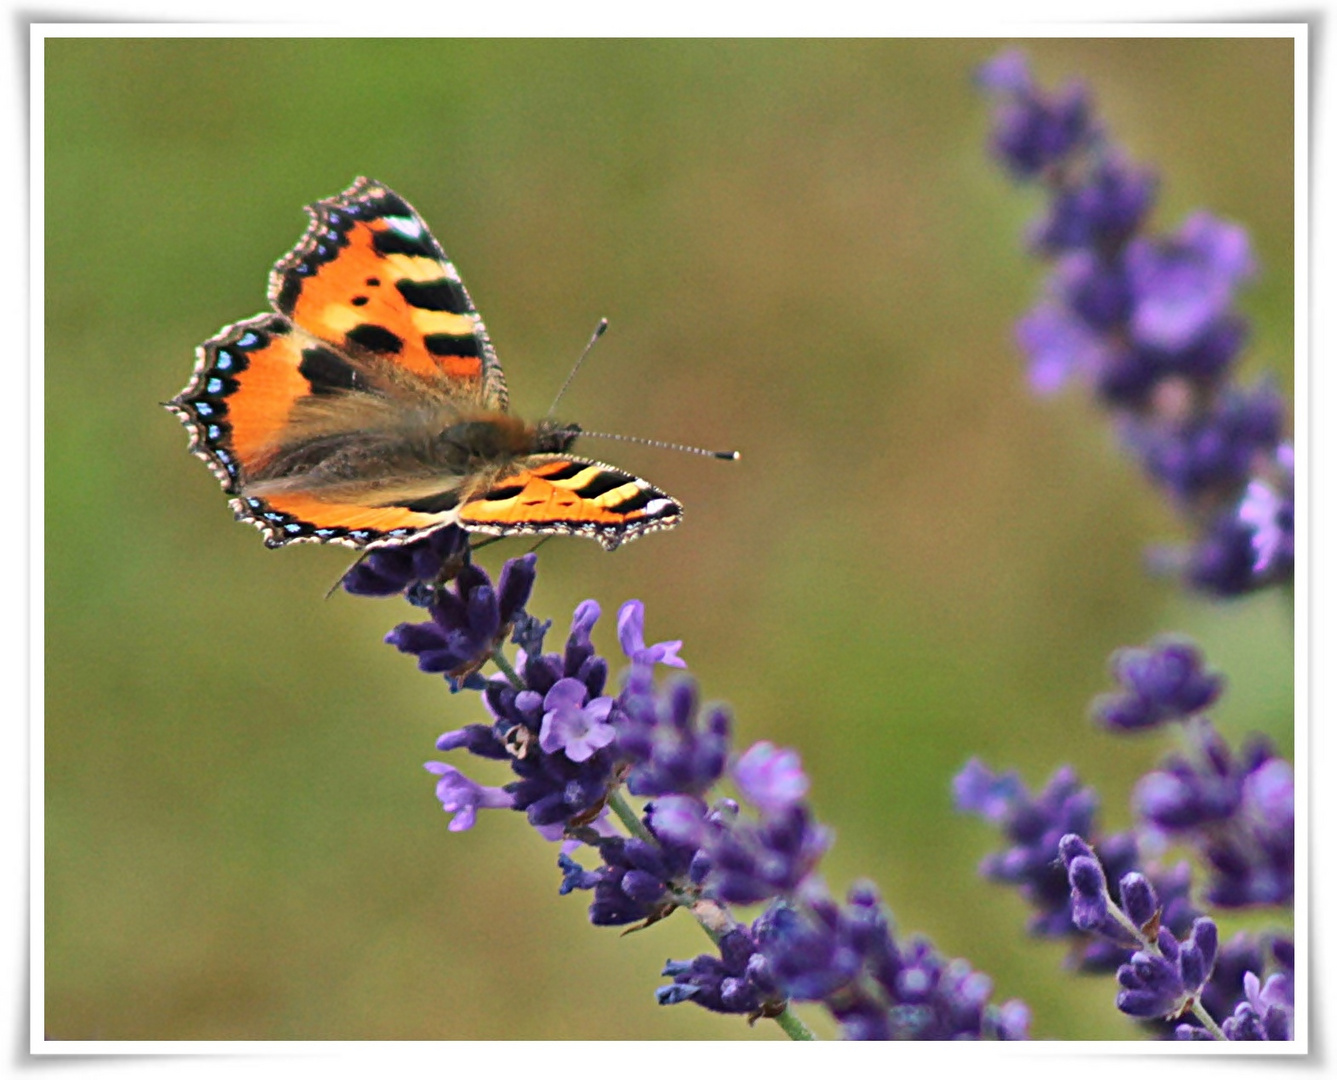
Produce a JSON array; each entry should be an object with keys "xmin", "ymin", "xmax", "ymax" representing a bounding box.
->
[
  {"xmin": 547, "ymin": 318, "xmax": 609, "ymax": 417},
  {"xmin": 579, "ymin": 429, "xmax": 740, "ymax": 461}
]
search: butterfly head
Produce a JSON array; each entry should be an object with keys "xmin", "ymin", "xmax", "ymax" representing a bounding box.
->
[{"xmin": 532, "ymin": 418, "xmax": 582, "ymax": 454}]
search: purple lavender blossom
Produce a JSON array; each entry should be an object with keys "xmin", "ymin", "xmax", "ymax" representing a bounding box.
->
[
  {"xmin": 1090, "ymin": 637, "xmax": 1223, "ymax": 732},
  {"xmin": 733, "ymin": 742, "xmax": 810, "ymax": 813},
  {"xmin": 1058, "ymin": 834, "xmax": 1146, "ymax": 943},
  {"xmin": 657, "ymin": 926, "xmax": 784, "ymax": 1016},
  {"xmin": 972, "ymin": 49, "xmax": 1294, "ymax": 1044},
  {"xmin": 340, "ymin": 525, "xmax": 470, "ymax": 598},
  {"xmin": 1115, "ymin": 919, "xmax": 1219, "ymax": 1021},
  {"xmin": 1031, "ymin": 153, "xmax": 1156, "ymax": 254},
  {"xmin": 1224, "ymin": 970, "xmax": 1294, "ymax": 1040},
  {"xmin": 425, "ymin": 589, "xmax": 624, "ymax": 833},
  {"xmin": 385, "ymin": 554, "xmax": 537, "ymax": 688},
  {"xmin": 955, "ymin": 763, "xmax": 1100, "ymax": 934},
  {"xmin": 423, "ymin": 762, "xmax": 514, "ymax": 831},
  {"xmin": 1130, "ymin": 380, "xmax": 1284, "ymax": 507},
  {"xmin": 618, "ymin": 599, "xmax": 686, "ymax": 668},
  {"xmin": 1058, "ymin": 835, "xmax": 1229, "ymax": 1026},
  {"xmin": 558, "ymin": 823, "xmax": 698, "ymax": 927},
  {"xmin": 1177, "ymin": 935, "xmax": 1295, "ymax": 1040},
  {"xmin": 416, "ymin": 576, "xmax": 829, "ymax": 923},
  {"xmin": 700, "ymin": 801, "xmax": 832, "ymax": 906},
  {"xmin": 1123, "ymin": 214, "xmax": 1255, "ymax": 354},
  {"xmin": 957, "ymin": 765, "xmax": 1199, "ymax": 971},
  {"xmin": 977, "ymin": 50, "xmax": 1093, "ymax": 179},
  {"xmin": 660, "ymin": 883, "xmax": 1029, "ymax": 1040},
  {"xmin": 1237, "ymin": 442, "xmax": 1295, "ymax": 581},
  {"xmin": 539, "ymin": 678, "xmax": 616, "ymax": 762},
  {"xmin": 961, "ymin": 681, "xmax": 1290, "ymax": 1037},
  {"xmin": 1185, "ymin": 505, "xmax": 1274, "ymax": 595},
  {"xmin": 952, "ymin": 758, "xmax": 1026, "ymax": 822},
  {"xmin": 399, "ymin": 549, "xmax": 1027, "ymax": 1040},
  {"xmin": 982, "ymin": 50, "xmax": 1292, "ymax": 597},
  {"xmin": 617, "ymin": 674, "xmax": 730, "ymax": 798},
  {"xmin": 745, "ymin": 883, "xmax": 1029, "ymax": 1039},
  {"xmin": 1133, "ymin": 720, "xmax": 1293, "ymax": 908},
  {"xmin": 1016, "ymin": 300, "xmax": 1112, "ymax": 394}
]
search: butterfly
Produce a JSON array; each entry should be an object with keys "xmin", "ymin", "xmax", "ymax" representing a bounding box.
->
[{"xmin": 166, "ymin": 177, "xmax": 683, "ymax": 552}]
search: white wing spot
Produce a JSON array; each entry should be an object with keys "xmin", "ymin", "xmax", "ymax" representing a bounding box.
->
[
  {"xmin": 384, "ymin": 215, "xmax": 424, "ymax": 239},
  {"xmin": 643, "ymin": 498, "xmax": 675, "ymax": 516}
]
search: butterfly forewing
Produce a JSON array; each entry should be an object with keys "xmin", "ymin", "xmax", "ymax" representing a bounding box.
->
[{"xmin": 268, "ymin": 177, "xmax": 509, "ymax": 411}]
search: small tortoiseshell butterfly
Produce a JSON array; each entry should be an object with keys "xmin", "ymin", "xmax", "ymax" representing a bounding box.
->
[{"xmin": 167, "ymin": 177, "xmax": 683, "ymax": 552}]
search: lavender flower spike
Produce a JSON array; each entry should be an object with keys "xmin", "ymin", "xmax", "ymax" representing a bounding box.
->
[
  {"xmin": 383, "ymin": 550, "xmax": 1033, "ymax": 1039},
  {"xmin": 982, "ymin": 48, "xmax": 1292, "ymax": 597}
]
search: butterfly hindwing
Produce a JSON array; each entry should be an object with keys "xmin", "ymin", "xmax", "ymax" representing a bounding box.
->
[
  {"xmin": 457, "ymin": 456, "xmax": 683, "ymax": 551},
  {"xmin": 268, "ymin": 177, "xmax": 509, "ymax": 411},
  {"xmin": 168, "ymin": 312, "xmax": 465, "ymax": 548}
]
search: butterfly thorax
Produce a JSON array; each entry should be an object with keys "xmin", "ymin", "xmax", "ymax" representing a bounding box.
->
[
  {"xmin": 530, "ymin": 418, "xmax": 582, "ymax": 454},
  {"xmin": 428, "ymin": 414, "xmax": 581, "ymax": 469}
]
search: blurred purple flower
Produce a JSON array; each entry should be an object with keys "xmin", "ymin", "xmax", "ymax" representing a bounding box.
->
[
  {"xmin": 618, "ymin": 599, "xmax": 686, "ymax": 668},
  {"xmin": 732, "ymin": 741, "xmax": 809, "ymax": 813},
  {"xmin": 978, "ymin": 50, "xmax": 1094, "ymax": 178},
  {"xmin": 1134, "ymin": 720, "xmax": 1293, "ymax": 908},
  {"xmin": 1090, "ymin": 637, "xmax": 1223, "ymax": 732}
]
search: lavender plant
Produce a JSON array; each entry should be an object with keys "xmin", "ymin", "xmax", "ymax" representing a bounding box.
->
[
  {"xmin": 329, "ymin": 49, "xmax": 1294, "ymax": 1042},
  {"xmin": 978, "ymin": 49, "xmax": 1294, "ymax": 597},
  {"xmin": 956, "ymin": 51, "xmax": 1296, "ymax": 1041},
  {"xmin": 352, "ymin": 532, "xmax": 1029, "ymax": 1040}
]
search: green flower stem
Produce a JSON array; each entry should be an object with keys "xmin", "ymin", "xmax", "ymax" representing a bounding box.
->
[
  {"xmin": 1188, "ymin": 999, "xmax": 1227, "ymax": 1041},
  {"xmin": 490, "ymin": 647, "xmax": 522, "ymax": 689},
  {"xmin": 607, "ymin": 788, "xmax": 655, "ymax": 843},
  {"xmin": 774, "ymin": 1006, "xmax": 817, "ymax": 1041}
]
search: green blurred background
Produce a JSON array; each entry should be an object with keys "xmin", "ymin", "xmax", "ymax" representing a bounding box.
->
[{"xmin": 45, "ymin": 37, "xmax": 1295, "ymax": 1040}]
